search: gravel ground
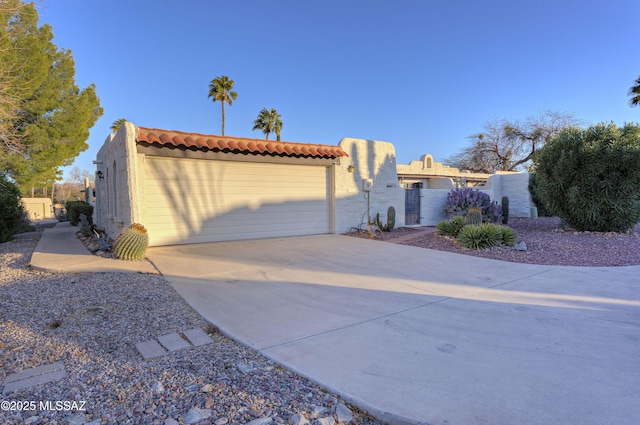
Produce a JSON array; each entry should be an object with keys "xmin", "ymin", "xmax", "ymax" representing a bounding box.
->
[
  {"xmin": 0, "ymin": 227, "xmax": 381, "ymax": 425},
  {"xmin": 374, "ymin": 217, "xmax": 640, "ymax": 267}
]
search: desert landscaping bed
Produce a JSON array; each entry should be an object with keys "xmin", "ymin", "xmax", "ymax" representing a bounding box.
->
[
  {"xmin": 376, "ymin": 217, "xmax": 640, "ymax": 267},
  {"xmin": 0, "ymin": 228, "xmax": 377, "ymax": 425}
]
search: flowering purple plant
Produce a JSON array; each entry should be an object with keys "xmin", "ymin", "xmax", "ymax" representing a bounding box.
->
[{"xmin": 444, "ymin": 188, "xmax": 503, "ymax": 223}]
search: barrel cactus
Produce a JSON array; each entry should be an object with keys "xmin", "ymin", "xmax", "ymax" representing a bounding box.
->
[
  {"xmin": 114, "ymin": 223, "xmax": 149, "ymax": 260},
  {"xmin": 464, "ymin": 208, "xmax": 483, "ymax": 226}
]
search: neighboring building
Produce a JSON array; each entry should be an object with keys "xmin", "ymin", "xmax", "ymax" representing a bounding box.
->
[
  {"xmin": 397, "ymin": 154, "xmax": 494, "ymax": 189},
  {"xmin": 22, "ymin": 198, "xmax": 54, "ymax": 221},
  {"xmin": 397, "ymin": 154, "xmax": 534, "ymax": 225}
]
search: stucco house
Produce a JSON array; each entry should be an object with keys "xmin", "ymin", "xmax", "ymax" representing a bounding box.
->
[
  {"xmin": 397, "ymin": 153, "xmax": 535, "ymax": 225},
  {"xmin": 94, "ymin": 123, "xmax": 405, "ymax": 246}
]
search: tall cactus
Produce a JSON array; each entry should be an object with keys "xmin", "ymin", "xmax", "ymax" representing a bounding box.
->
[
  {"xmin": 114, "ymin": 223, "xmax": 149, "ymax": 260},
  {"xmin": 386, "ymin": 206, "xmax": 395, "ymax": 231},
  {"xmin": 464, "ymin": 207, "xmax": 483, "ymax": 226},
  {"xmin": 375, "ymin": 206, "xmax": 396, "ymax": 232},
  {"xmin": 501, "ymin": 196, "xmax": 509, "ymax": 224}
]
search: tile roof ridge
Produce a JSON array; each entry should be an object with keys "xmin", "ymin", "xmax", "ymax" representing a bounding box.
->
[
  {"xmin": 135, "ymin": 126, "xmax": 340, "ymax": 148},
  {"xmin": 134, "ymin": 126, "xmax": 348, "ymax": 159}
]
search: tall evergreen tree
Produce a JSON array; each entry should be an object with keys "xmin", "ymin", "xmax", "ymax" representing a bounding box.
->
[
  {"xmin": 208, "ymin": 75, "xmax": 237, "ymax": 136},
  {"xmin": 0, "ymin": 1, "xmax": 103, "ymax": 194}
]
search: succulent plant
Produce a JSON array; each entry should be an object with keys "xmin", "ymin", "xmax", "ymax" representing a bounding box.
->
[
  {"xmin": 464, "ymin": 208, "xmax": 483, "ymax": 226},
  {"xmin": 387, "ymin": 206, "xmax": 395, "ymax": 231},
  {"xmin": 457, "ymin": 223, "xmax": 502, "ymax": 250},
  {"xmin": 501, "ymin": 196, "xmax": 509, "ymax": 224},
  {"xmin": 114, "ymin": 223, "xmax": 149, "ymax": 260},
  {"xmin": 444, "ymin": 188, "xmax": 503, "ymax": 223},
  {"xmin": 499, "ymin": 225, "xmax": 517, "ymax": 247},
  {"xmin": 436, "ymin": 216, "xmax": 465, "ymax": 237},
  {"xmin": 375, "ymin": 206, "xmax": 396, "ymax": 232}
]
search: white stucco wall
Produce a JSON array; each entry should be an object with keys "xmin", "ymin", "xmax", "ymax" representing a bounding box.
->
[
  {"xmin": 94, "ymin": 122, "xmax": 141, "ymax": 240},
  {"xmin": 483, "ymin": 173, "xmax": 533, "ymax": 218},
  {"xmin": 335, "ymin": 138, "xmax": 405, "ymax": 233},
  {"xmin": 21, "ymin": 198, "xmax": 53, "ymax": 220},
  {"xmin": 418, "ymin": 173, "xmax": 534, "ymax": 225},
  {"xmin": 427, "ymin": 177, "xmax": 455, "ymax": 190},
  {"xmin": 419, "ymin": 189, "xmax": 450, "ymax": 225}
]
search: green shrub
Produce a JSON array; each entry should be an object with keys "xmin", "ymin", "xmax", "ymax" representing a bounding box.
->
[
  {"xmin": 534, "ymin": 122, "xmax": 640, "ymax": 232},
  {"xmin": 65, "ymin": 201, "xmax": 93, "ymax": 226},
  {"xmin": 0, "ymin": 173, "xmax": 29, "ymax": 243},
  {"xmin": 499, "ymin": 225, "xmax": 517, "ymax": 247},
  {"xmin": 436, "ymin": 216, "xmax": 465, "ymax": 237},
  {"xmin": 528, "ymin": 173, "xmax": 552, "ymax": 217},
  {"xmin": 457, "ymin": 223, "xmax": 502, "ymax": 250}
]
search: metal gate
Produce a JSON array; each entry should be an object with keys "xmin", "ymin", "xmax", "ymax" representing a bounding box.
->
[{"xmin": 405, "ymin": 187, "xmax": 421, "ymax": 225}]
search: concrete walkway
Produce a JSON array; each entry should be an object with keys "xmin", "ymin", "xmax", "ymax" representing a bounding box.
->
[
  {"xmin": 147, "ymin": 235, "xmax": 640, "ymax": 425},
  {"xmin": 30, "ymin": 222, "xmax": 157, "ymax": 274}
]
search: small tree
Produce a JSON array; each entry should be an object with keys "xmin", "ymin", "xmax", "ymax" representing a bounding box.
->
[{"xmin": 534, "ymin": 122, "xmax": 640, "ymax": 232}]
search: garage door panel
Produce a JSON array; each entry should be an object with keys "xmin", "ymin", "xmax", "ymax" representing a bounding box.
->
[
  {"xmin": 144, "ymin": 205, "xmax": 329, "ymax": 225},
  {"xmin": 144, "ymin": 188, "xmax": 326, "ymax": 203},
  {"xmin": 144, "ymin": 196, "xmax": 328, "ymax": 212},
  {"xmin": 143, "ymin": 157, "xmax": 330, "ymax": 245}
]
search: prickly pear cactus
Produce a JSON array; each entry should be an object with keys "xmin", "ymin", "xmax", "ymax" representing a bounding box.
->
[
  {"xmin": 464, "ymin": 207, "xmax": 483, "ymax": 226},
  {"xmin": 114, "ymin": 223, "xmax": 149, "ymax": 260}
]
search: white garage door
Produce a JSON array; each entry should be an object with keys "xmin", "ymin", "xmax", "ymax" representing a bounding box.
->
[{"xmin": 143, "ymin": 156, "xmax": 331, "ymax": 246}]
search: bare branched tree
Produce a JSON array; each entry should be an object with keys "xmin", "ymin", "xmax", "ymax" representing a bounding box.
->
[{"xmin": 445, "ymin": 111, "xmax": 579, "ymax": 173}]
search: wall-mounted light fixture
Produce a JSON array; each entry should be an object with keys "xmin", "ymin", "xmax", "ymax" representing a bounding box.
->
[
  {"xmin": 96, "ymin": 170, "xmax": 104, "ymax": 180},
  {"xmin": 347, "ymin": 165, "xmax": 355, "ymax": 173}
]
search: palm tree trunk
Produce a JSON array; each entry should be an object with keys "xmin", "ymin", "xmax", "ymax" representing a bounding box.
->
[{"xmin": 221, "ymin": 102, "xmax": 225, "ymax": 136}]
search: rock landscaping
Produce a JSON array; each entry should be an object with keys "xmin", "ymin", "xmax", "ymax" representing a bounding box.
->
[
  {"xmin": 378, "ymin": 217, "xmax": 640, "ymax": 267},
  {"xmin": 0, "ymin": 228, "xmax": 379, "ymax": 425}
]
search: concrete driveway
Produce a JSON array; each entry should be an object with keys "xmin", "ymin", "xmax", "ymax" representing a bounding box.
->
[{"xmin": 147, "ymin": 235, "xmax": 640, "ymax": 425}]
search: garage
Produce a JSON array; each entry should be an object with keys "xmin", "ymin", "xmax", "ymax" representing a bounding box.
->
[
  {"xmin": 143, "ymin": 156, "xmax": 332, "ymax": 245},
  {"xmin": 94, "ymin": 124, "xmax": 348, "ymax": 246}
]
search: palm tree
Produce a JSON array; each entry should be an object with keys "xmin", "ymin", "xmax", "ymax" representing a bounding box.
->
[
  {"xmin": 110, "ymin": 118, "xmax": 127, "ymax": 133},
  {"xmin": 252, "ymin": 107, "xmax": 282, "ymax": 141},
  {"xmin": 629, "ymin": 76, "xmax": 640, "ymax": 107},
  {"xmin": 208, "ymin": 75, "xmax": 238, "ymax": 136},
  {"xmin": 274, "ymin": 116, "xmax": 283, "ymax": 141}
]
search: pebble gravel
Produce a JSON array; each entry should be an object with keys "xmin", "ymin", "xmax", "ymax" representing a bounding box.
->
[
  {"xmin": 383, "ymin": 217, "xmax": 640, "ymax": 267},
  {"xmin": 0, "ymin": 226, "xmax": 382, "ymax": 425}
]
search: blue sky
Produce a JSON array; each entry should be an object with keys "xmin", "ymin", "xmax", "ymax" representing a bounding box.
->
[{"xmin": 36, "ymin": 0, "xmax": 640, "ymax": 181}]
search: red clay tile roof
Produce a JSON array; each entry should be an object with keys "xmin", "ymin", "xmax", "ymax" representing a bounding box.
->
[{"xmin": 135, "ymin": 127, "xmax": 348, "ymax": 159}]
